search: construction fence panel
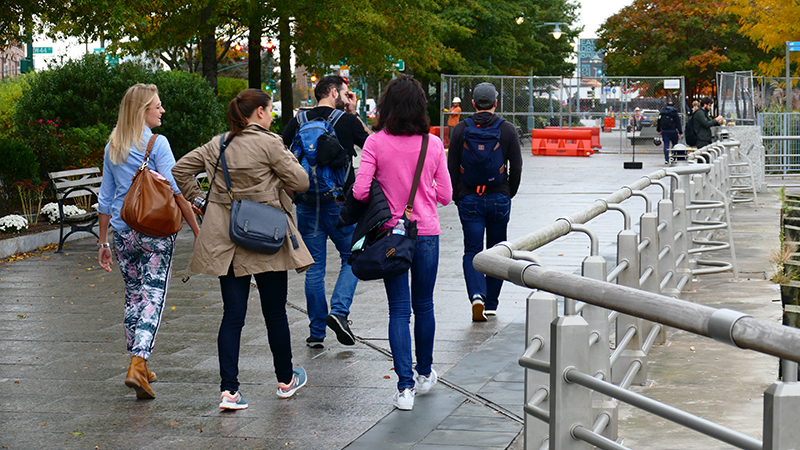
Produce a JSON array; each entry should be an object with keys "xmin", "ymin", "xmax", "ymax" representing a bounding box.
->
[{"xmin": 440, "ymin": 75, "xmax": 685, "ymax": 154}]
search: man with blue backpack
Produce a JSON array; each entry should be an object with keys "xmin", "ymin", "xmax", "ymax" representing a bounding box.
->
[
  {"xmin": 656, "ymin": 100, "xmax": 683, "ymax": 164},
  {"xmin": 447, "ymin": 82, "xmax": 523, "ymax": 322},
  {"xmin": 282, "ymin": 75, "xmax": 370, "ymax": 348}
]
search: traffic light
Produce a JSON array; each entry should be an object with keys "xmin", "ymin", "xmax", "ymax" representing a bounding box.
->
[
  {"xmin": 310, "ymin": 75, "xmax": 317, "ymax": 83},
  {"xmin": 265, "ymin": 41, "xmax": 274, "ymax": 53},
  {"xmin": 234, "ymin": 43, "xmax": 242, "ymax": 52}
]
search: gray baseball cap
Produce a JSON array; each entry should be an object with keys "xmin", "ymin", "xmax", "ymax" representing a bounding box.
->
[{"xmin": 473, "ymin": 82, "xmax": 497, "ymax": 104}]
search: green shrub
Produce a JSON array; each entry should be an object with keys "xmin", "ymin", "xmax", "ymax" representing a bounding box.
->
[
  {"xmin": 0, "ymin": 74, "xmax": 32, "ymax": 139},
  {"xmin": 15, "ymin": 53, "xmax": 151, "ymax": 129},
  {"xmin": 62, "ymin": 124, "xmax": 112, "ymax": 169},
  {"xmin": 217, "ymin": 76, "xmax": 248, "ymax": 104},
  {"xmin": 152, "ymin": 70, "xmax": 225, "ymax": 158},
  {"xmin": 13, "ymin": 53, "xmax": 225, "ymax": 168},
  {"xmin": 0, "ymin": 138, "xmax": 40, "ymax": 214}
]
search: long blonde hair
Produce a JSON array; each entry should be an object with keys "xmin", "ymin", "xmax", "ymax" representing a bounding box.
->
[{"xmin": 107, "ymin": 84, "xmax": 158, "ymax": 165}]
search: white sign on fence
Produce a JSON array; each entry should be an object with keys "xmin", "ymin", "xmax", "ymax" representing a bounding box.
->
[{"xmin": 664, "ymin": 79, "xmax": 681, "ymax": 89}]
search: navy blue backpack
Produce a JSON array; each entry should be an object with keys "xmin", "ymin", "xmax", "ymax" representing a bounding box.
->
[{"xmin": 460, "ymin": 117, "xmax": 506, "ymax": 192}]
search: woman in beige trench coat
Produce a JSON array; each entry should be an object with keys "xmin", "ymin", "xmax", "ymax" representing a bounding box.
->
[{"xmin": 173, "ymin": 88, "xmax": 313, "ymax": 410}]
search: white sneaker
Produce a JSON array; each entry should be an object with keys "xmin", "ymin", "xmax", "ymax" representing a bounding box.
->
[
  {"xmin": 392, "ymin": 388, "xmax": 415, "ymax": 410},
  {"xmin": 413, "ymin": 369, "xmax": 438, "ymax": 394}
]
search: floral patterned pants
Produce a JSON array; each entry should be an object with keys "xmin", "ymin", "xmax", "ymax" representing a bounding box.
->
[{"xmin": 113, "ymin": 230, "xmax": 175, "ymax": 360}]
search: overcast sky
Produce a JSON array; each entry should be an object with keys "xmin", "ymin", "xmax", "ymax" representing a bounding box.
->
[{"xmin": 578, "ymin": 0, "xmax": 633, "ymax": 38}]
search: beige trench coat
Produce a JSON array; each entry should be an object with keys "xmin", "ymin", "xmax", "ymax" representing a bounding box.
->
[{"xmin": 172, "ymin": 123, "xmax": 313, "ymax": 277}]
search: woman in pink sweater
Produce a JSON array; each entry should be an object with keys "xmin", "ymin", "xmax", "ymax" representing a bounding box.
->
[{"xmin": 352, "ymin": 76, "xmax": 452, "ymax": 411}]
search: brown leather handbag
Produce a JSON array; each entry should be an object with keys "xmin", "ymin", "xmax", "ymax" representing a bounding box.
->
[{"xmin": 120, "ymin": 134, "xmax": 183, "ymax": 237}]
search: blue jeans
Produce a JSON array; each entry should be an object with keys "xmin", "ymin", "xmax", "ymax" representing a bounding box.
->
[
  {"xmin": 383, "ymin": 235, "xmax": 439, "ymax": 391},
  {"xmin": 218, "ymin": 266, "xmax": 293, "ymax": 392},
  {"xmin": 457, "ymin": 193, "xmax": 511, "ymax": 310},
  {"xmin": 662, "ymin": 129, "xmax": 679, "ymax": 161},
  {"xmin": 296, "ymin": 202, "xmax": 359, "ymax": 339}
]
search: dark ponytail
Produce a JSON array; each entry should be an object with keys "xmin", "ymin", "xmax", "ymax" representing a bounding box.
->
[{"xmin": 227, "ymin": 88, "xmax": 272, "ymax": 135}]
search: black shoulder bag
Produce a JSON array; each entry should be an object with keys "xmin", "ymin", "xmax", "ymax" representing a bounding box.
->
[
  {"xmin": 349, "ymin": 134, "xmax": 428, "ymax": 280},
  {"xmin": 219, "ymin": 135, "xmax": 288, "ymax": 254}
]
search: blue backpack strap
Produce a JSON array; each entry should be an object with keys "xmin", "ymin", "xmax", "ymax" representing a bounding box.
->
[
  {"xmin": 490, "ymin": 117, "xmax": 505, "ymax": 128},
  {"xmin": 465, "ymin": 117, "xmax": 476, "ymax": 128},
  {"xmin": 327, "ymin": 108, "xmax": 345, "ymax": 127},
  {"xmin": 297, "ymin": 111, "xmax": 308, "ymax": 126}
]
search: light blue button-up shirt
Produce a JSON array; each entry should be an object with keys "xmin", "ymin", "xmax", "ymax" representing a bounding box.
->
[{"xmin": 97, "ymin": 127, "xmax": 181, "ymax": 232}]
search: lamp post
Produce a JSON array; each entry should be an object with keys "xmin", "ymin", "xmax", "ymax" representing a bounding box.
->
[{"xmin": 525, "ymin": 22, "xmax": 571, "ymax": 131}]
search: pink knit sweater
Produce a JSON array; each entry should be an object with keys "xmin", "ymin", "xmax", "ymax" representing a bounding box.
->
[{"xmin": 353, "ymin": 131, "xmax": 452, "ymax": 235}]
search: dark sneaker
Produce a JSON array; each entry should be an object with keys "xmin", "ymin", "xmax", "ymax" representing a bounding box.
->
[
  {"xmin": 306, "ymin": 336, "xmax": 324, "ymax": 349},
  {"xmin": 277, "ymin": 367, "xmax": 307, "ymax": 398},
  {"xmin": 325, "ymin": 314, "xmax": 356, "ymax": 346}
]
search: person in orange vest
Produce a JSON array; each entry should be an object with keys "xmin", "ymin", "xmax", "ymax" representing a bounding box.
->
[{"xmin": 446, "ymin": 97, "xmax": 462, "ymax": 127}]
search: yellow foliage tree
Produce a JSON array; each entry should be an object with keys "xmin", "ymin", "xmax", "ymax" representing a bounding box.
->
[{"xmin": 727, "ymin": 0, "xmax": 800, "ymax": 76}]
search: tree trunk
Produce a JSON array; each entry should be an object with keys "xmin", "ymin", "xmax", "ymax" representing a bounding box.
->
[
  {"xmin": 248, "ymin": 3, "xmax": 262, "ymax": 89},
  {"xmin": 279, "ymin": 15, "xmax": 293, "ymax": 125},
  {"xmin": 200, "ymin": 3, "xmax": 218, "ymax": 94}
]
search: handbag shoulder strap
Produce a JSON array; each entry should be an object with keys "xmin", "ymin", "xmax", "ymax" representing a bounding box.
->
[
  {"xmin": 218, "ymin": 133, "xmax": 236, "ymax": 199},
  {"xmin": 138, "ymin": 134, "xmax": 159, "ymax": 170},
  {"xmin": 404, "ymin": 133, "xmax": 429, "ymax": 219},
  {"xmin": 204, "ymin": 133, "xmax": 234, "ymax": 203}
]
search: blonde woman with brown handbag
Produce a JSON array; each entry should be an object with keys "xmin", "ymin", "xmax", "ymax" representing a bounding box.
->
[{"xmin": 97, "ymin": 83, "xmax": 199, "ymax": 399}]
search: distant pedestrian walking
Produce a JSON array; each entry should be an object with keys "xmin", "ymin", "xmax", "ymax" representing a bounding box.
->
[
  {"xmin": 350, "ymin": 76, "xmax": 452, "ymax": 411},
  {"xmin": 656, "ymin": 100, "xmax": 683, "ymax": 164},
  {"xmin": 172, "ymin": 89, "xmax": 313, "ymax": 409},
  {"xmin": 448, "ymin": 82, "xmax": 523, "ymax": 322},
  {"xmin": 97, "ymin": 83, "xmax": 200, "ymax": 399}
]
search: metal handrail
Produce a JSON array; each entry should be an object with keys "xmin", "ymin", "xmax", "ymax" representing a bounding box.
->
[
  {"xmin": 475, "ymin": 260, "xmax": 800, "ymax": 363},
  {"xmin": 565, "ymin": 368, "xmax": 762, "ymax": 450}
]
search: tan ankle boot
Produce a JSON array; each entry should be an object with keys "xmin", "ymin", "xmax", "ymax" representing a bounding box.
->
[
  {"xmin": 145, "ymin": 363, "xmax": 157, "ymax": 382},
  {"xmin": 125, "ymin": 355, "xmax": 155, "ymax": 399}
]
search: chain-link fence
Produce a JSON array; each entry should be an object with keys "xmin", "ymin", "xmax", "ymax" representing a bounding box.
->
[
  {"xmin": 440, "ymin": 75, "xmax": 686, "ymax": 153},
  {"xmin": 760, "ymin": 112, "xmax": 800, "ymax": 174},
  {"xmin": 717, "ymin": 71, "xmax": 757, "ymax": 125}
]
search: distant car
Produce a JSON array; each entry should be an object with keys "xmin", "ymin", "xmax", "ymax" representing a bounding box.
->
[{"xmin": 627, "ymin": 109, "xmax": 659, "ymax": 131}]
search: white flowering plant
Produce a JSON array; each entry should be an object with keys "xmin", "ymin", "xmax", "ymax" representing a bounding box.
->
[
  {"xmin": 40, "ymin": 202, "xmax": 87, "ymax": 224},
  {"xmin": 0, "ymin": 214, "xmax": 29, "ymax": 233}
]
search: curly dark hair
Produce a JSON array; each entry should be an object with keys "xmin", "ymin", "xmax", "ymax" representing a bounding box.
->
[{"xmin": 373, "ymin": 76, "xmax": 430, "ymax": 136}]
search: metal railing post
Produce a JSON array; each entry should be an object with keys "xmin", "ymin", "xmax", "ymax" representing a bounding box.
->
[
  {"xmin": 549, "ymin": 314, "xmax": 593, "ymax": 450},
  {"xmin": 763, "ymin": 382, "xmax": 800, "ymax": 449},
  {"xmin": 524, "ymin": 290, "xmax": 558, "ymax": 450},
  {"xmin": 658, "ymin": 197, "xmax": 679, "ymax": 296},
  {"xmin": 582, "ymin": 255, "xmax": 618, "ymax": 442},
  {"xmin": 673, "ymin": 189, "xmax": 692, "ymax": 293}
]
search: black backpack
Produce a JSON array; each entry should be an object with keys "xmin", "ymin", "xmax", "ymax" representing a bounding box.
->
[
  {"xmin": 658, "ymin": 108, "xmax": 674, "ymax": 130},
  {"xmin": 685, "ymin": 111, "xmax": 698, "ymax": 146}
]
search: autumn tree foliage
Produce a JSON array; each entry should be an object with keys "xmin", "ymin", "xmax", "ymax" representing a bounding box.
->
[
  {"xmin": 596, "ymin": 0, "xmax": 770, "ymax": 99},
  {"xmin": 727, "ymin": 0, "xmax": 800, "ymax": 76}
]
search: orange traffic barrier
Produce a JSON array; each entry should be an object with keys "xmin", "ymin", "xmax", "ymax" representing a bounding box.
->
[
  {"xmin": 430, "ymin": 126, "xmax": 450, "ymax": 148},
  {"xmin": 545, "ymin": 126, "xmax": 602, "ymax": 149},
  {"xmin": 531, "ymin": 129, "xmax": 594, "ymax": 157}
]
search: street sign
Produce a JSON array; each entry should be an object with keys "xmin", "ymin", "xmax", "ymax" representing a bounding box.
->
[
  {"xmin": 394, "ymin": 59, "xmax": 405, "ymax": 71},
  {"xmin": 33, "ymin": 47, "xmax": 52, "ymax": 54},
  {"xmin": 94, "ymin": 48, "xmax": 104, "ymax": 53},
  {"xmin": 788, "ymin": 41, "xmax": 800, "ymax": 52}
]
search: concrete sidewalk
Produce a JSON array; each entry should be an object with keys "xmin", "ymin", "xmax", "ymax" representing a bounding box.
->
[{"xmin": 0, "ymin": 150, "xmax": 782, "ymax": 449}]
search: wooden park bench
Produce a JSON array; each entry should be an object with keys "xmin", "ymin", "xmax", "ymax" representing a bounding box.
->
[{"xmin": 48, "ymin": 167, "xmax": 102, "ymax": 253}]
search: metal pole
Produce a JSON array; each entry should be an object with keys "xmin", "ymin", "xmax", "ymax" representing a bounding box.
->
[
  {"xmin": 764, "ymin": 382, "xmax": 800, "ymax": 449},
  {"xmin": 787, "ymin": 44, "xmax": 791, "ymax": 113},
  {"xmin": 523, "ymin": 291, "xmax": 557, "ymax": 450}
]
